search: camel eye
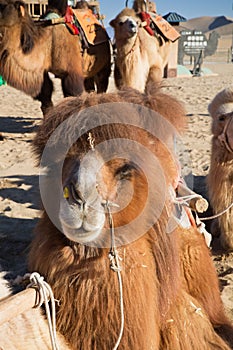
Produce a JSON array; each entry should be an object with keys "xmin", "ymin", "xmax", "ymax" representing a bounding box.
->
[
  {"xmin": 119, "ymin": 21, "xmax": 124, "ymax": 26},
  {"xmin": 218, "ymin": 115, "xmax": 226, "ymax": 122},
  {"xmin": 115, "ymin": 163, "xmax": 136, "ymax": 180}
]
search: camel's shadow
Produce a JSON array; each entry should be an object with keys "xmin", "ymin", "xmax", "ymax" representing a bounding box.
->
[
  {"xmin": 0, "ymin": 115, "xmax": 39, "ymax": 135},
  {"xmin": 0, "ymin": 174, "xmax": 41, "ymax": 290}
]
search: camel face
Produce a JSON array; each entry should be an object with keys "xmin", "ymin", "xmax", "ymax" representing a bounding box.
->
[
  {"xmin": 59, "ymin": 146, "xmax": 149, "ymax": 245},
  {"xmin": 110, "ymin": 11, "xmax": 139, "ymax": 40},
  {"xmin": 213, "ymin": 113, "xmax": 233, "ymax": 153},
  {"xmin": 0, "ymin": 0, "xmax": 24, "ymax": 27},
  {"xmin": 60, "ymin": 152, "xmax": 106, "ymax": 244},
  {"xmin": 114, "ymin": 16, "xmax": 138, "ymax": 38}
]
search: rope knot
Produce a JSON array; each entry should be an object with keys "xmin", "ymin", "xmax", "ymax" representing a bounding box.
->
[
  {"xmin": 27, "ymin": 272, "xmax": 60, "ymax": 350},
  {"xmin": 108, "ymin": 251, "xmax": 122, "ymax": 272}
]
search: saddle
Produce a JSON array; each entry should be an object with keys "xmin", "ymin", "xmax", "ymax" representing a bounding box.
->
[
  {"xmin": 72, "ymin": 9, "xmax": 109, "ymax": 46},
  {"xmin": 139, "ymin": 11, "xmax": 180, "ymax": 42}
]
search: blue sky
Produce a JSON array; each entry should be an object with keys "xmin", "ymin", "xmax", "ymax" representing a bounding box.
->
[{"xmin": 100, "ymin": 0, "xmax": 233, "ymax": 24}]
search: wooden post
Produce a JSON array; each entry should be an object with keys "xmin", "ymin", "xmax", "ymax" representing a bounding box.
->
[
  {"xmin": 164, "ymin": 40, "xmax": 179, "ymax": 78},
  {"xmin": 177, "ymin": 183, "xmax": 209, "ymax": 213}
]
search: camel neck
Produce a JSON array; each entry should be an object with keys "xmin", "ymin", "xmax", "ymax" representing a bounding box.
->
[{"xmin": 116, "ymin": 35, "xmax": 139, "ymax": 57}]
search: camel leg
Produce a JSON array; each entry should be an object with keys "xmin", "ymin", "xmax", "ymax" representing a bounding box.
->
[
  {"xmin": 84, "ymin": 77, "xmax": 95, "ymax": 92},
  {"xmin": 35, "ymin": 72, "xmax": 53, "ymax": 116},
  {"xmin": 146, "ymin": 65, "xmax": 163, "ymax": 88},
  {"xmin": 95, "ymin": 65, "xmax": 111, "ymax": 93},
  {"xmin": 61, "ymin": 72, "xmax": 84, "ymax": 98}
]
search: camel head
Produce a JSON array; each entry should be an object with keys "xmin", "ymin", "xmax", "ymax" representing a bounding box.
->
[
  {"xmin": 0, "ymin": 0, "xmax": 37, "ymax": 54},
  {"xmin": 60, "ymin": 145, "xmax": 152, "ymax": 246},
  {"xmin": 0, "ymin": 0, "xmax": 26, "ymax": 27},
  {"xmin": 208, "ymin": 87, "xmax": 233, "ymax": 155},
  {"xmin": 110, "ymin": 8, "xmax": 139, "ymax": 41},
  {"xmin": 35, "ymin": 88, "xmax": 185, "ymax": 247},
  {"xmin": 132, "ymin": 0, "xmax": 156, "ymax": 13}
]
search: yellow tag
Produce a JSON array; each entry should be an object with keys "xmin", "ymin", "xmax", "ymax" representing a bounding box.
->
[{"xmin": 63, "ymin": 187, "xmax": 69, "ymax": 199}]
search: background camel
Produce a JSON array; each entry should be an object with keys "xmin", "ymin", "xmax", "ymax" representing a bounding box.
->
[
  {"xmin": 0, "ymin": 0, "xmax": 111, "ymax": 115},
  {"xmin": 132, "ymin": 0, "xmax": 157, "ymax": 13},
  {"xmin": 20, "ymin": 87, "xmax": 233, "ymax": 349},
  {"xmin": 207, "ymin": 87, "xmax": 233, "ymax": 251},
  {"xmin": 110, "ymin": 8, "xmax": 171, "ymax": 91},
  {"xmin": 0, "ymin": 0, "xmax": 84, "ymax": 115}
]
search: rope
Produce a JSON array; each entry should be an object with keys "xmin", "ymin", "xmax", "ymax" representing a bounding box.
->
[
  {"xmin": 104, "ymin": 201, "xmax": 125, "ymax": 350},
  {"xmin": 173, "ymin": 193, "xmax": 202, "ymax": 207},
  {"xmin": 171, "ymin": 185, "xmax": 233, "ymax": 221},
  {"xmin": 27, "ymin": 272, "xmax": 60, "ymax": 350},
  {"xmin": 200, "ymin": 201, "xmax": 233, "ymax": 221}
]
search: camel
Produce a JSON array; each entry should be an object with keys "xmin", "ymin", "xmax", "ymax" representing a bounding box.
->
[
  {"xmin": 207, "ymin": 87, "xmax": 233, "ymax": 251},
  {"xmin": 45, "ymin": 0, "xmax": 111, "ymax": 94},
  {"xmin": 8, "ymin": 86, "xmax": 230, "ymax": 349},
  {"xmin": 0, "ymin": 0, "xmax": 111, "ymax": 115},
  {"xmin": 110, "ymin": 8, "xmax": 172, "ymax": 91}
]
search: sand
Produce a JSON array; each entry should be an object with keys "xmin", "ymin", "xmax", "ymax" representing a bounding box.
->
[{"xmin": 0, "ymin": 63, "xmax": 233, "ymax": 323}]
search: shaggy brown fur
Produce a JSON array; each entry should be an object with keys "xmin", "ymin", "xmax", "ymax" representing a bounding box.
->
[
  {"xmin": 208, "ymin": 150, "xmax": 233, "ymax": 250},
  {"xmin": 29, "ymin": 86, "xmax": 233, "ymax": 349},
  {"xmin": 207, "ymin": 90, "xmax": 233, "ymax": 250},
  {"xmin": 110, "ymin": 8, "xmax": 171, "ymax": 91},
  {"xmin": 0, "ymin": 0, "xmax": 111, "ymax": 115}
]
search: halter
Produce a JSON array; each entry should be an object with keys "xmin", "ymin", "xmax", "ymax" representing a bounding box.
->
[
  {"xmin": 218, "ymin": 114, "xmax": 233, "ymax": 153},
  {"xmin": 104, "ymin": 200, "xmax": 124, "ymax": 350},
  {"xmin": 117, "ymin": 33, "xmax": 139, "ymax": 58}
]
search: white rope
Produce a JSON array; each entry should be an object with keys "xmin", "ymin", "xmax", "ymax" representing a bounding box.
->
[
  {"xmin": 200, "ymin": 201, "xmax": 233, "ymax": 221},
  {"xmin": 27, "ymin": 272, "xmax": 60, "ymax": 350},
  {"xmin": 173, "ymin": 193, "xmax": 201, "ymax": 207},
  {"xmin": 105, "ymin": 201, "xmax": 125, "ymax": 350}
]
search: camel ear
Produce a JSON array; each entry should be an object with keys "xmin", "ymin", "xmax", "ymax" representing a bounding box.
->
[
  {"xmin": 15, "ymin": 1, "xmax": 26, "ymax": 17},
  {"xmin": 19, "ymin": 5, "xmax": 25, "ymax": 17},
  {"xmin": 109, "ymin": 19, "xmax": 116, "ymax": 28}
]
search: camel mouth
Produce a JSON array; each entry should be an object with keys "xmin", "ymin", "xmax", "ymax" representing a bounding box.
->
[
  {"xmin": 59, "ymin": 200, "xmax": 106, "ymax": 244},
  {"xmin": 129, "ymin": 25, "xmax": 138, "ymax": 34},
  {"xmin": 60, "ymin": 221, "xmax": 103, "ymax": 243}
]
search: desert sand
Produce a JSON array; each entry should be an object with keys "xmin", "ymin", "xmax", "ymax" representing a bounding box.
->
[{"xmin": 0, "ymin": 62, "xmax": 233, "ymax": 325}]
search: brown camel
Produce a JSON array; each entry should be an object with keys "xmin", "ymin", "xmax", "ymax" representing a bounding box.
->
[
  {"xmin": 110, "ymin": 8, "xmax": 172, "ymax": 91},
  {"xmin": 42, "ymin": 0, "xmax": 111, "ymax": 95},
  {"xmin": 207, "ymin": 87, "xmax": 233, "ymax": 251},
  {"xmin": 0, "ymin": 0, "xmax": 111, "ymax": 115},
  {"xmin": 16, "ymin": 86, "xmax": 232, "ymax": 349}
]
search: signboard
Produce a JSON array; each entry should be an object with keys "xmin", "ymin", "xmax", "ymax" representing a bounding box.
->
[{"xmin": 180, "ymin": 30, "xmax": 207, "ymax": 56}]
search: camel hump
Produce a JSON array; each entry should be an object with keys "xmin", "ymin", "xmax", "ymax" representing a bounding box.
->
[
  {"xmin": 148, "ymin": 13, "xmax": 180, "ymax": 42},
  {"xmin": 72, "ymin": 9, "xmax": 109, "ymax": 45}
]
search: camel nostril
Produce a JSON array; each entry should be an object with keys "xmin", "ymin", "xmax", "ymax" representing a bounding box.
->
[{"xmin": 71, "ymin": 183, "xmax": 84, "ymax": 204}]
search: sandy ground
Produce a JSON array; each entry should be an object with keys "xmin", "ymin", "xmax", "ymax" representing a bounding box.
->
[{"xmin": 0, "ymin": 63, "xmax": 233, "ymax": 325}]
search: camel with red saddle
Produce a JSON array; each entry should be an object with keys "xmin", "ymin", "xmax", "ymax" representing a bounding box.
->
[{"xmin": 110, "ymin": 3, "xmax": 179, "ymax": 91}]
